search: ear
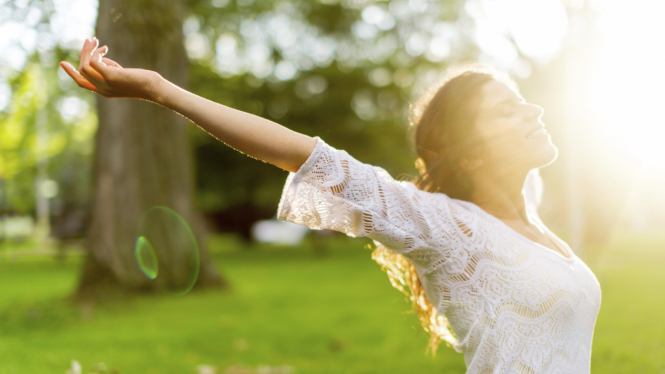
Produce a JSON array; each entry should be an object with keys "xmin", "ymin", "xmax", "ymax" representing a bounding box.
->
[{"xmin": 459, "ymin": 157, "xmax": 484, "ymax": 171}]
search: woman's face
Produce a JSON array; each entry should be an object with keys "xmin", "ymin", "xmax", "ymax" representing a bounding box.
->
[{"xmin": 470, "ymin": 80, "xmax": 558, "ymax": 174}]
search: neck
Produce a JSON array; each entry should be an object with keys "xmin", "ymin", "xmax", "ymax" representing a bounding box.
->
[{"xmin": 468, "ymin": 168, "xmax": 530, "ymax": 224}]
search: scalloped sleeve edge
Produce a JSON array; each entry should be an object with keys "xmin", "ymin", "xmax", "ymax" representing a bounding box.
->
[{"xmin": 276, "ymin": 136, "xmax": 325, "ymax": 222}]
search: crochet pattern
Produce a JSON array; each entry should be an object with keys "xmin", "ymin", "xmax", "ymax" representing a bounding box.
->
[{"xmin": 277, "ymin": 136, "xmax": 601, "ymax": 373}]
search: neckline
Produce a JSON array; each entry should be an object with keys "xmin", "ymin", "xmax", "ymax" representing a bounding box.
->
[{"xmin": 465, "ymin": 201, "xmax": 575, "ymax": 262}]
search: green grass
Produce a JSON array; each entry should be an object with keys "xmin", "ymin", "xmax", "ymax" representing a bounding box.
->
[
  {"xmin": 585, "ymin": 234, "xmax": 665, "ymax": 373},
  {"xmin": 0, "ymin": 233, "xmax": 664, "ymax": 373}
]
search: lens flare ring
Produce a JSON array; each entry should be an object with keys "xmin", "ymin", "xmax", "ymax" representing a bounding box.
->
[{"xmin": 134, "ymin": 206, "xmax": 200, "ymax": 295}]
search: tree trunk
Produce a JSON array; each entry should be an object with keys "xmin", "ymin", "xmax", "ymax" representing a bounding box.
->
[{"xmin": 77, "ymin": 0, "xmax": 226, "ymax": 300}]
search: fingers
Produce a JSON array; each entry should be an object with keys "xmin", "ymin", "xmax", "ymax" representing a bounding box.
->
[
  {"xmin": 89, "ymin": 48, "xmax": 110, "ymax": 79},
  {"xmin": 102, "ymin": 57, "xmax": 122, "ymax": 68},
  {"xmin": 62, "ymin": 37, "xmax": 124, "ymax": 98},
  {"xmin": 97, "ymin": 45, "xmax": 108, "ymax": 57},
  {"xmin": 93, "ymin": 46, "xmax": 124, "ymax": 69},
  {"xmin": 78, "ymin": 38, "xmax": 96, "ymax": 72},
  {"xmin": 78, "ymin": 38, "xmax": 107, "ymax": 88},
  {"xmin": 59, "ymin": 61, "xmax": 101, "ymax": 94}
]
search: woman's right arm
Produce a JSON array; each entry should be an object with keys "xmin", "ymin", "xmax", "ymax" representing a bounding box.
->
[
  {"xmin": 60, "ymin": 37, "xmax": 316, "ymax": 173},
  {"xmin": 153, "ymin": 75, "xmax": 316, "ymax": 173}
]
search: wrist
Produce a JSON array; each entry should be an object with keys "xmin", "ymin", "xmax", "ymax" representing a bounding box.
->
[{"xmin": 145, "ymin": 72, "xmax": 168, "ymax": 105}]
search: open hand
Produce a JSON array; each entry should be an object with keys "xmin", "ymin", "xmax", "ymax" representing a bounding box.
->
[{"xmin": 60, "ymin": 37, "xmax": 163, "ymax": 101}]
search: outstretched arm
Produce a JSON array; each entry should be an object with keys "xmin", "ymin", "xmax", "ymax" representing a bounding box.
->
[
  {"xmin": 153, "ymin": 73, "xmax": 316, "ymax": 173},
  {"xmin": 59, "ymin": 37, "xmax": 316, "ymax": 173}
]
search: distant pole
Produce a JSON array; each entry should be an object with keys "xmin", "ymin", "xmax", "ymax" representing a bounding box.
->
[
  {"xmin": 0, "ymin": 177, "xmax": 5, "ymax": 246},
  {"xmin": 562, "ymin": 45, "xmax": 584, "ymax": 256},
  {"xmin": 34, "ymin": 64, "xmax": 51, "ymax": 241},
  {"xmin": 563, "ymin": 118, "xmax": 584, "ymax": 256},
  {"xmin": 562, "ymin": 7, "xmax": 585, "ymax": 257},
  {"xmin": 562, "ymin": 4, "xmax": 601, "ymax": 257}
]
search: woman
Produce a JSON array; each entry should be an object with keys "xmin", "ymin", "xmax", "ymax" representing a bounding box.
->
[{"xmin": 61, "ymin": 37, "xmax": 601, "ymax": 373}]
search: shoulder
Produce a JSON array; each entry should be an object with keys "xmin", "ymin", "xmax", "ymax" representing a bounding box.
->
[{"xmin": 393, "ymin": 180, "xmax": 485, "ymax": 221}]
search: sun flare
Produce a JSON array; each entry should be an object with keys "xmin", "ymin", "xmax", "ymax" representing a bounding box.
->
[{"xmin": 590, "ymin": 0, "xmax": 665, "ymax": 163}]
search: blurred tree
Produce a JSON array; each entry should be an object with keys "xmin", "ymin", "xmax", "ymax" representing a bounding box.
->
[{"xmin": 77, "ymin": 0, "xmax": 225, "ymax": 299}]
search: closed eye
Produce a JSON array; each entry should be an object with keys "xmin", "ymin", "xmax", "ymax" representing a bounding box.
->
[{"xmin": 496, "ymin": 97, "xmax": 526, "ymax": 116}]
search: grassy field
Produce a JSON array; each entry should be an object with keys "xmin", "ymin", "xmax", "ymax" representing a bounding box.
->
[{"xmin": 0, "ymin": 233, "xmax": 663, "ymax": 374}]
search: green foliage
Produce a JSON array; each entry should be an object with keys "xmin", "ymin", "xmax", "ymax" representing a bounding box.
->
[
  {"xmin": 184, "ymin": 0, "xmax": 470, "ymax": 213},
  {"xmin": 189, "ymin": 62, "xmax": 417, "ymax": 213},
  {"xmin": 1, "ymin": 61, "xmax": 45, "ymax": 212},
  {"xmin": 0, "ymin": 46, "xmax": 97, "ymax": 215}
]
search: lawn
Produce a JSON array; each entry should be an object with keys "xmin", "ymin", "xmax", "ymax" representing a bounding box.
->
[{"xmin": 0, "ymin": 232, "xmax": 663, "ymax": 373}]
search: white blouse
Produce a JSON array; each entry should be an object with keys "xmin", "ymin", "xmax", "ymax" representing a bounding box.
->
[{"xmin": 277, "ymin": 136, "xmax": 602, "ymax": 373}]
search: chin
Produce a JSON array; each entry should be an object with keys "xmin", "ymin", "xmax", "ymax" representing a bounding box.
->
[{"xmin": 536, "ymin": 141, "xmax": 559, "ymax": 168}]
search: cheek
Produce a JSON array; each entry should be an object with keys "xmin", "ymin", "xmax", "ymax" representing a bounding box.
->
[
  {"xmin": 480, "ymin": 123, "xmax": 526, "ymax": 156},
  {"xmin": 474, "ymin": 117, "xmax": 529, "ymax": 155},
  {"xmin": 478, "ymin": 118, "xmax": 556, "ymax": 167}
]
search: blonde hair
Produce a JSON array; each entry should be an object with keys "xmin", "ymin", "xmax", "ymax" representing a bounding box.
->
[{"xmin": 371, "ymin": 242, "xmax": 458, "ymax": 355}]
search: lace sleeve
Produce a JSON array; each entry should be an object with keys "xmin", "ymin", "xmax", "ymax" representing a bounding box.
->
[
  {"xmin": 277, "ymin": 136, "xmax": 437, "ymax": 254},
  {"xmin": 277, "ymin": 136, "xmax": 481, "ymax": 317}
]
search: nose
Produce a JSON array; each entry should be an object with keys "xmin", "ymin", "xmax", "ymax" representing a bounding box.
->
[{"xmin": 526, "ymin": 103, "xmax": 544, "ymax": 121}]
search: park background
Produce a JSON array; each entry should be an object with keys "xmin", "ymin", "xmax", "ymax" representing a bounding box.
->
[{"xmin": 1, "ymin": 0, "xmax": 664, "ymax": 372}]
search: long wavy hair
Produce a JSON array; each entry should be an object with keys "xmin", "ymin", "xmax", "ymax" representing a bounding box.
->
[{"xmin": 371, "ymin": 63, "xmax": 520, "ymax": 355}]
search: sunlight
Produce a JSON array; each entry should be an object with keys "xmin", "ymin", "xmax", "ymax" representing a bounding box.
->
[
  {"xmin": 590, "ymin": 0, "xmax": 665, "ymax": 162},
  {"xmin": 468, "ymin": 0, "xmax": 568, "ymax": 71}
]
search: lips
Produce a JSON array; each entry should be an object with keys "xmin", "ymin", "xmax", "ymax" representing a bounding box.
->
[{"xmin": 524, "ymin": 126, "xmax": 548, "ymax": 140}]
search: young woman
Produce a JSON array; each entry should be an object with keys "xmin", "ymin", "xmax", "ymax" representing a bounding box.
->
[{"xmin": 61, "ymin": 37, "xmax": 601, "ymax": 373}]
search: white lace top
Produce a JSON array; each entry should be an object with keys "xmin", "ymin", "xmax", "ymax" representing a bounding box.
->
[{"xmin": 277, "ymin": 136, "xmax": 602, "ymax": 373}]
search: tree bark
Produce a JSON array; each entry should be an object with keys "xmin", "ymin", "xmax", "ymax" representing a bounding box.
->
[{"xmin": 77, "ymin": 0, "xmax": 226, "ymax": 300}]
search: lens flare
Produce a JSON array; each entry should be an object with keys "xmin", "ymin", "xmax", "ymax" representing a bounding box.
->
[
  {"xmin": 135, "ymin": 235, "xmax": 158, "ymax": 280},
  {"xmin": 135, "ymin": 206, "xmax": 200, "ymax": 295}
]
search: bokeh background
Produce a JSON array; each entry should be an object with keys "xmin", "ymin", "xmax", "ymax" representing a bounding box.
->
[{"xmin": 1, "ymin": 0, "xmax": 664, "ymax": 372}]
